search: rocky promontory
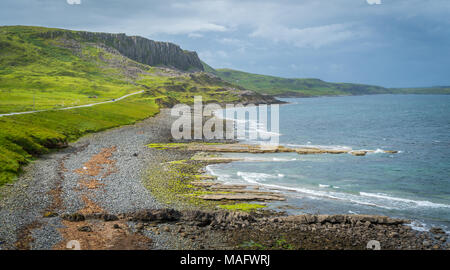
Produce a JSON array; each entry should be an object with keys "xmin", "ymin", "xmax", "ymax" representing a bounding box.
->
[{"xmin": 38, "ymin": 29, "xmax": 204, "ymax": 71}]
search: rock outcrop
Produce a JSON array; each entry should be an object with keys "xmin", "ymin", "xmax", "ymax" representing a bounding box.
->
[
  {"xmin": 277, "ymin": 214, "xmax": 410, "ymax": 225},
  {"xmin": 154, "ymin": 143, "xmax": 398, "ymax": 156},
  {"xmin": 38, "ymin": 30, "xmax": 204, "ymax": 71}
]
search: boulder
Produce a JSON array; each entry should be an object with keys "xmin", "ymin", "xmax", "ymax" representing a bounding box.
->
[
  {"xmin": 77, "ymin": 226, "xmax": 93, "ymax": 232},
  {"xmin": 350, "ymin": 151, "xmax": 367, "ymax": 156},
  {"xmin": 130, "ymin": 209, "xmax": 182, "ymax": 222},
  {"xmin": 61, "ymin": 213, "xmax": 85, "ymax": 222}
]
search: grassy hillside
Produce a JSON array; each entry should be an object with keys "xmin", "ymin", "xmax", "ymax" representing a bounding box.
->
[
  {"xmin": 0, "ymin": 26, "xmax": 147, "ymax": 113},
  {"xmin": 212, "ymin": 68, "xmax": 390, "ymax": 97},
  {"xmin": 0, "ymin": 26, "xmax": 250, "ymax": 114},
  {"xmin": 207, "ymin": 68, "xmax": 450, "ymax": 97},
  {"xmin": 0, "ymin": 26, "xmax": 267, "ymax": 186},
  {"xmin": 390, "ymin": 86, "xmax": 450, "ymax": 95}
]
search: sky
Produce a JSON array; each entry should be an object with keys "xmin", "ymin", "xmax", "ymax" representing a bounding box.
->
[{"xmin": 1, "ymin": 0, "xmax": 449, "ymax": 88}]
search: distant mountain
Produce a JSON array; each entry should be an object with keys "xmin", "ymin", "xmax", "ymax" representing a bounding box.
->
[
  {"xmin": 202, "ymin": 64, "xmax": 450, "ymax": 97},
  {"xmin": 390, "ymin": 86, "xmax": 450, "ymax": 95}
]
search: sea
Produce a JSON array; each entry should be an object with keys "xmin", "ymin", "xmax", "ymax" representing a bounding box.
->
[{"xmin": 209, "ymin": 94, "xmax": 450, "ymax": 232}]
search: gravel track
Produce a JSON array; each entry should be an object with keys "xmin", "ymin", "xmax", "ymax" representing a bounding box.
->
[{"xmin": 0, "ymin": 109, "xmax": 179, "ymax": 250}]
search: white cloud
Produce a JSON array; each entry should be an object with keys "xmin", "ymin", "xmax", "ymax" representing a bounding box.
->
[
  {"xmin": 67, "ymin": 0, "xmax": 81, "ymax": 5},
  {"xmin": 218, "ymin": 38, "xmax": 250, "ymax": 47},
  {"xmin": 116, "ymin": 18, "xmax": 228, "ymax": 35},
  {"xmin": 367, "ymin": 0, "xmax": 382, "ymax": 5},
  {"xmin": 188, "ymin": 33, "xmax": 204, "ymax": 38},
  {"xmin": 250, "ymin": 23, "xmax": 358, "ymax": 49},
  {"xmin": 199, "ymin": 50, "xmax": 229, "ymax": 66},
  {"xmin": 155, "ymin": 21, "xmax": 227, "ymax": 35}
]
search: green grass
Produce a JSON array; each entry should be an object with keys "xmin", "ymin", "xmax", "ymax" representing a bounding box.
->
[
  {"xmin": 0, "ymin": 26, "xmax": 148, "ymax": 113},
  {"xmin": 136, "ymin": 72, "xmax": 242, "ymax": 105},
  {"xmin": 218, "ymin": 203, "xmax": 267, "ymax": 212},
  {"xmin": 205, "ymin": 67, "xmax": 450, "ymax": 97},
  {"xmin": 0, "ymin": 26, "xmax": 252, "ymax": 186},
  {"xmin": 0, "ymin": 95, "xmax": 159, "ymax": 185},
  {"xmin": 210, "ymin": 68, "xmax": 390, "ymax": 97}
]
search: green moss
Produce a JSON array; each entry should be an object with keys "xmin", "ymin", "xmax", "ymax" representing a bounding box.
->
[
  {"xmin": 143, "ymin": 159, "xmax": 236, "ymax": 209},
  {"xmin": 147, "ymin": 143, "xmax": 189, "ymax": 149},
  {"xmin": 147, "ymin": 142, "xmax": 223, "ymax": 150},
  {"xmin": 168, "ymin": 159, "xmax": 188, "ymax": 165},
  {"xmin": 275, "ymin": 238, "xmax": 295, "ymax": 250},
  {"xmin": 239, "ymin": 237, "xmax": 295, "ymax": 250},
  {"xmin": 239, "ymin": 240, "xmax": 266, "ymax": 250},
  {"xmin": 218, "ymin": 203, "xmax": 266, "ymax": 212},
  {"xmin": 143, "ymin": 160, "xmax": 215, "ymax": 208}
]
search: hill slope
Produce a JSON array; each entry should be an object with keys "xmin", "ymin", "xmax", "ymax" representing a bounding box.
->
[
  {"xmin": 390, "ymin": 86, "xmax": 450, "ymax": 95},
  {"xmin": 205, "ymin": 67, "xmax": 450, "ymax": 97},
  {"xmin": 211, "ymin": 68, "xmax": 389, "ymax": 97},
  {"xmin": 0, "ymin": 26, "xmax": 277, "ymax": 185},
  {"xmin": 39, "ymin": 29, "xmax": 204, "ymax": 72},
  {"xmin": 0, "ymin": 26, "xmax": 275, "ymax": 113}
]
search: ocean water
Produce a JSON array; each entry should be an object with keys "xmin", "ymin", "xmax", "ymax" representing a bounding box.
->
[{"xmin": 209, "ymin": 94, "xmax": 450, "ymax": 231}]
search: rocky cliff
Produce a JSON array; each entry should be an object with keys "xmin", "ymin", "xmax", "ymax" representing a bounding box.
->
[{"xmin": 38, "ymin": 30, "xmax": 204, "ymax": 72}]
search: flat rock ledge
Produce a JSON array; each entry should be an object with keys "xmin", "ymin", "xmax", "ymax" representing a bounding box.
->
[
  {"xmin": 166, "ymin": 143, "xmax": 398, "ymax": 156},
  {"xmin": 61, "ymin": 209, "xmax": 409, "ymax": 227},
  {"xmin": 191, "ymin": 181, "xmax": 286, "ymax": 201},
  {"xmin": 277, "ymin": 214, "xmax": 410, "ymax": 225},
  {"xmin": 198, "ymin": 193, "xmax": 286, "ymax": 201}
]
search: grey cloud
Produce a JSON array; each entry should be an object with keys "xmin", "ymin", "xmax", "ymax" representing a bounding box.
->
[{"xmin": 1, "ymin": 0, "xmax": 450, "ymax": 87}]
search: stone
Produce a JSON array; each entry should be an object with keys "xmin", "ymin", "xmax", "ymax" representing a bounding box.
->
[
  {"xmin": 43, "ymin": 212, "xmax": 58, "ymax": 218},
  {"xmin": 61, "ymin": 213, "xmax": 85, "ymax": 222},
  {"xmin": 389, "ymin": 232, "xmax": 399, "ymax": 238},
  {"xmin": 350, "ymin": 151, "xmax": 367, "ymax": 156},
  {"xmin": 78, "ymin": 226, "xmax": 92, "ymax": 232},
  {"xmin": 103, "ymin": 214, "xmax": 119, "ymax": 221},
  {"xmin": 130, "ymin": 209, "xmax": 182, "ymax": 222},
  {"xmin": 430, "ymin": 227, "xmax": 446, "ymax": 234}
]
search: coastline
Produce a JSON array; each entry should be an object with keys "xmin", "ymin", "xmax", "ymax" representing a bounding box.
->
[
  {"xmin": 0, "ymin": 109, "xmax": 448, "ymax": 250},
  {"xmin": 140, "ymin": 109, "xmax": 448, "ymax": 250}
]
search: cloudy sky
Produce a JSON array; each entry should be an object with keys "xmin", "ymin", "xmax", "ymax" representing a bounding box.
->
[{"xmin": 1, "ymin": 0, "xmax": 449, "ymax": 87}]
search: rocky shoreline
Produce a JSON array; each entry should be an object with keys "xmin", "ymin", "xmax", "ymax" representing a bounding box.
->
[
  {"xmin": 0, "ymin": 109, "xmax": 448, "ymax": 250},
  {"xmin": 54, "ymin": 208, "xmax": 449, "ymax": 250}
]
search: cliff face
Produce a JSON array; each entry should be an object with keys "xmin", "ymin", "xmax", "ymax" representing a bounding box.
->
[{"xmin": 39, "ymin": 30, "xmax": 204, "ymax": 72}]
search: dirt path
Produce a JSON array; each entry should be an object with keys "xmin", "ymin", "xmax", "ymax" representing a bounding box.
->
[{"xmin": 0, "ymin": 90, "xmax": 144, "ymax": 117}]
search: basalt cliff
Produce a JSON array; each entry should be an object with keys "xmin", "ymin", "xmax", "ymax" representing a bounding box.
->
[{"xmin": 38, "ymin": 29, "xmax": 204, "ymax": 71}]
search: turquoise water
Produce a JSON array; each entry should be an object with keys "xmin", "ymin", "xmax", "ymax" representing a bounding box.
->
[{"xmin": 209, "ymin": 95, "xmax": 450, "ymax": 231}]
